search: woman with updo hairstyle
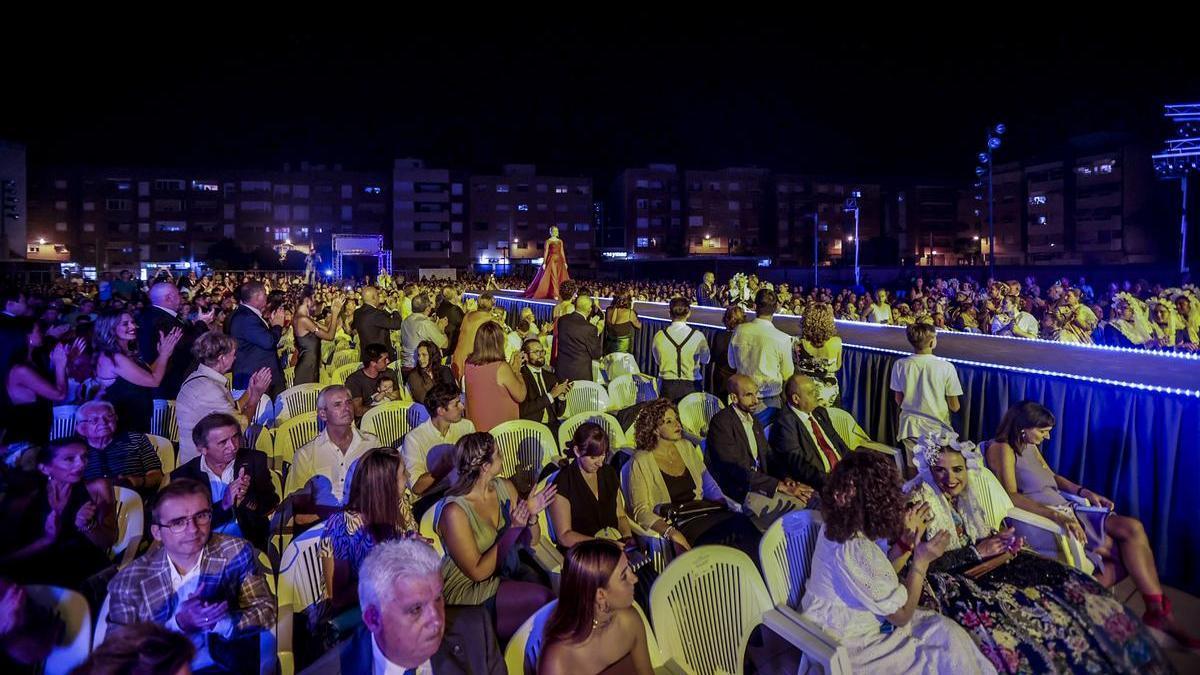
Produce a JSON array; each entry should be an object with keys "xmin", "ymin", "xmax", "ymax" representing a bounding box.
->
[
  {"xmin": 437, "ymin": 432, "xmax": 556, "ymax": 640},
  {"xmin": 539, "ymin": 540, "xmax": 653, "ymax": 675},
  {"xmin": 709, "ymin": 304, "xmax": 745, "ymax": 400},
  {"xmin": 801, "ymin": 451, "xmax": 992, "ymax": 673},
  {"xmin": 603, "ymin": 289, "xmax": 641, "ymax": 355},
  {"xmin": 794, "ymin": 301, "xmax": 842, "ymax": 407}
]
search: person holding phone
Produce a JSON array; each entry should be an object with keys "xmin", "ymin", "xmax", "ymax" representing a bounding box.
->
[
  {"xmin": 900, "ymin": 431, "xmax": 1169, "ymax": 674},
  {"xmin": 517, "ymin": 337, "xmax": 570, "ymax": 437}
]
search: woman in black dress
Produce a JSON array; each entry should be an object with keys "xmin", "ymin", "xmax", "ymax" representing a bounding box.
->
[
  {"xmin": 404, "ymin": 340, "xmax": 455, "ymax": 406},
  {"xmin": 604, "ymin": 291, "xmax": 641, "ymax": 355},
  {"xmin": 94, "ymin": 309, "xmax": 181, "ymax": 434},
  {"xmin": 292, "ymin": 289, "xmax": 344, "ymax": 385},
  {"xmin": 0, "ymin": 323, "xmax": 77, "ymax": 446}
]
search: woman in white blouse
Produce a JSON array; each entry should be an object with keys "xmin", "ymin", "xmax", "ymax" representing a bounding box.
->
[{"xmin": 801, "ymin": 451, "xmax": 996, "ymax": 674}]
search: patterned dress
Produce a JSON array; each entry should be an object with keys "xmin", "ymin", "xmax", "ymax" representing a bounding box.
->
[{"xmin": 908, "ymin": 483, "xmax": 1170, "ymax": 674}]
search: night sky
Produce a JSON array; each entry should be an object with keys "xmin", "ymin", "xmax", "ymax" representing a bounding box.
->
[{"xmin": 3, "ymin": 18, "xmax": 1196, "ymax": 191}]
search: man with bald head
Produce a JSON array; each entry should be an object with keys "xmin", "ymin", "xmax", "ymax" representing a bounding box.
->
[
  {"xmin": 767, "ymin": 374, "xmax": 855, "ymax": 493},
  {"xmin": 552, "ymin": 293, "xmax": 603, "ymax": 383},
  {"xmin": 137, "ymin": 281, "xmax": 213, "ymax": 399},
  {"xmin": 353, "ymin": 285, "xmax": 405, "ymax": 362},
  {"xmin": 706, "ymin": 374, "xmax": 814, "ymax": 527}
]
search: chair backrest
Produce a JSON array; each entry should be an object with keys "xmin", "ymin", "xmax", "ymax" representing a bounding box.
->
[
  {"xmin": 146, "ymin": 433, "xmax": 177, "ymax": 476},
  {"xmin": 151, "ymin": 399, "xmax": 179, "ymax": 443},
  {"xmin": 275, "ymin": 383, "xmax": 323, "ymax": 422},
  {"xmin": 759, "ymin": 509, "xmax": 824, "ymax": 609},
  {"xmin": 564, "ymin": 380, "xmax": 610, "ymax": 419},
  {"xmin": 558, "ymin": 412, "xmax": 625, "ymax": 455},
  {"xmin": 504, "ymin": 600, "xmax": 557, "ymax": 675},
  {"xmin": 283, "ymin": 366, "xmax": 296, "ymax": 390},
  {"xmin": 419, "ymin": 499, "xmax": 447, "ymax": 556},
  {"xmin": 360, "ymin": 401, "xmax": 430, "ymax": 448},
  {"xmin": 606, "ymin": 374, "xmax": 638, "ymax": 411},
  {"xmin": 52, "ymin": 405, "xmax": 79, "ymax": 440},
  {"xmin": 678, "ymin": 392, "xmax": 724, "ymax": 440},
  {"xmin": 278, "ymin": 522, "xmax": 327, "ymax": 614},
  {"xmin": 24, "ymin": 585, "xmax": 92, "ymax": 675},
  {"xmin": 331, "ymin": 363, "xmax": 360, "ymax": 386},
  {"xmin": 970, "ymin": 465, "xmax": 1015, "ymax": 530},
  {"xmin": 650, "ymin": 546, "xmax": 773, "ymax": 675},
  {"xmin": 490, "ymin": 420, "xmax": 559, "ymax": 481},
  {"xmin": 111, "ymin": 486, "xmax": 145, "ymax": 567},
  {"xmin": 273, "ymin": 412, "xmax": 321, "ymax": 466},
  {"xmin": 92, "ymin": 592, "xmax": 111, "ymax": 650},
  {"xmin": 331, "ymin": 348, "xmax": 360, "ymax": 370},
  {"xmin": 599, "ymin": 352, "xmax": 641, "ymax": 382}
]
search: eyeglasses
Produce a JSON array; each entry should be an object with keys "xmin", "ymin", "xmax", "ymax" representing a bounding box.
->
[
  {"xmin": 157, "ymin": 510, "xmax": 212, "ymax": 533},
  {"xmin": 79, "ymin": 415, "xmax": 116, "ymax": 425}
]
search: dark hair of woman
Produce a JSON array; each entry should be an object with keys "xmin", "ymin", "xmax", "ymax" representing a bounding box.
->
[
  {"xmin": 819, "ymin": 451, "xmax": 906, "ymax": 543},
  {"xmin": 543, "ymin": 539, "xmax": 623, "ymax": 644},
  {"xmin": 567, "ymin": 422, "xmax": 609, "ymax": 459},
  {"xmin": 992, "ymin": 400, "xmax": 1057, "ymax": 456},
  {"xmin": 633, "ymin": 398, "xmax": 677, "ymax": 453},
  {"xmin": 345, "ymin": 447, "xmax": 412, "ymax": 541},
  {"xmin": 447, "ymin": 432, "xmax": 496, "ymax": 496},
  {"xmin": 76, "ymin": 621, "xmax": 196, "ymax": 675}
]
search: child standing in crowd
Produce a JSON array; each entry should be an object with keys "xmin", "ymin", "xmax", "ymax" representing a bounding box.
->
[{"xmin": 889, "ymin": 322, "xmax": 962, "ymax": 468}]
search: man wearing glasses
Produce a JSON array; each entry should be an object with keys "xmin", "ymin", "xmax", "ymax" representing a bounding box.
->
[{"xmin": 106, "ymin": 479, "xmax": 275, "ymax": 673}]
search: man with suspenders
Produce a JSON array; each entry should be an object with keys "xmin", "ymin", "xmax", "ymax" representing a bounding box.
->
[{"xmin": 652, "ymin": 297, "xmax": 711, "ymax": 402}]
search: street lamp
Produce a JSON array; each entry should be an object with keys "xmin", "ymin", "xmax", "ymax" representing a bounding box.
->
[
  {"xmin": 845, "ymin": 190, "xmax": 862, "ymax": 287},
  {"xmin": 974, "ymin": 123, "xmax": 1005, "ymax": 279}
]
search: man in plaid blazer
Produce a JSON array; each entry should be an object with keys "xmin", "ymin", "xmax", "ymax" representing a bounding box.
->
[{"xmin": 106, "ymin": 479, "xmax": 275, "ymax": 673}]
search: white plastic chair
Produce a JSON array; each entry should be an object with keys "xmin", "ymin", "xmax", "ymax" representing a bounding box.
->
[
  {"xmin": 150, "ymin": 399, "xmax": 179, "ymax": 443},
  {"xmin": 824, "ymin": 407, "xmax": 904, "ymax": 473},
  {"xmin": 52, "ymin": 404, "xmax": 78, "ymax": 440},
  {"xmin": 564, "ymin": 380, "xmax": 610, "ymax": 418},
  {"xmin": 274, "ymin": 383, "xmax": 322, "ymax": 422},
  {"xmin": 277, "ymin": 523, "xmax": 326, "ymax": 675},
  {"xmin": 92, "ymin": 593, "xmax": 111, "ymax": 650},
  {"xmin": 758, "ymin": 510, "xmax": 851, "ymax": 675},
  {"xmin": 360, "ymin": 401, "xmax": 430, "ymax": 448},
  {"xmin": 490, "ymin": 420, "xmax": 559, "ymax": 481},
  {"xmin": 146, "ymin": 433, "xmax": 177, "ymax": 476},
  {"xmin": 330, "ymin": 348, "xmax": 360, "ymax": 370},
  {"xmin": 678, "ymin": 391, "xmax": 724, "ymax": 441},
  {"xmin": 599, "ymin": 352, "xmax": 640, "ymax": 382},
  {"xmin": 419, "ymin": 499, "xmax": 446, "ymax": 556},
  {"xmin": 272, "ymin": 412, "xmax": 321, "ymax": 466},
  {"xmin": 557, "ymin": 412, "xmax": 626, "ymax": 455},
  {"xmin": 283, "ymin": 366, "xmax": 296, "ymax": 390},
  {"xmin": 606, "ymin": 374, "xmax": 639, "ymax": 411},
  {"xmin": 650, "ymin": 545, "xmax": 775, "ymax": 675},
  {"xmin": 24, "ymin": 585, "xmax": 92, "ymax": 675},
  {"xmin": 331, "ymin": 363, "xmax": 360, "ymax": 386},
  {"xmin": 111, "ymin": 486, "xmax": 144, "ymax": 568}
]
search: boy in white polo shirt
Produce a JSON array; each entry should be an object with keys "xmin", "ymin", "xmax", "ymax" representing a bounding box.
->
[{"xmin": 889, "ymin": 322, "xmax": 962, "ymax": 469}]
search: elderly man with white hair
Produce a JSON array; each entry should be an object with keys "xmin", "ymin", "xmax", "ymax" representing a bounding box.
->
[
  {"xmin": 302, "ymin": 538, "xmax": 503, "ymax": 674},
  {"xmin": 137, "ymin": 280, "xmax": 213, "ymax": 400},
  {"xmin": 175, "ymin": 331, "xmax": 272, "ymax": 465},
  {"xmin": 77, "ymin": 399, "xmax": 163, "ymax": 501}
]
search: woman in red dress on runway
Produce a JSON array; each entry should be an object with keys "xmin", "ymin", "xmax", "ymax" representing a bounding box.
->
[{"xmin": 524, "ymin": 226, "xmax": 571, "ymax": 299}]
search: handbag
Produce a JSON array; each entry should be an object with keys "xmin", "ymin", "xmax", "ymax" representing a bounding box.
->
[{"xmin": 660, "ymin": 500, "xmax": 728, "ymax": 531}]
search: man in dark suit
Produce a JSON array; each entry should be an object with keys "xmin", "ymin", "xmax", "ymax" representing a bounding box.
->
[
  {"xmin": 518, "ymin": 338, "xmax": 570, "ymax": 436},
  {"xmin": 302, "ymin": 539, "xmax": 503, "ymax": 675},
  {"xmin": 230, "ymin": 281, "xmax": 286, "ymax": 397},
  {"xmin": 707, "ymin": 374, "xmax": 814, "ymax": 528},
  {"xmin": 353, "ymin": 286, "xmax": 404, "ymax": 361},
  {"xmin": 435, "ymin": 286, "xmax": 465, "ymax": 355},
  {"xmin": 767, "ymin": 374, "xmax": 853, "ymax": 493},
  {"xmin": 552, "ymin": 294, "xmax": 603, "ymax": 383},
  {"xmin": 137, "ymin": 281, "xmax": 212, "ymax": 400},
  {"xmin": 172, "ymin": 412, "xmax": 279, "ymax": 552}
]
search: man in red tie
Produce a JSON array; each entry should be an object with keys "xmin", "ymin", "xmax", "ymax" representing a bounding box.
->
[{"xmin": 766, "ymin": 374, "xmax": 856, "ymax": 495}]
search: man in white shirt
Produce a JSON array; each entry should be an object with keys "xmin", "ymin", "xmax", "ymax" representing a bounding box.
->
[
  {"xmin": 728, "ymin": 288, "xmax": 794, "ymax": 410},
  {"xmin": 285, "ymin": 385, "xmax": 378, "ymax": 525},
  {"xmin": 653, "ymin": 297, "xmax": 711, "ymax": 402},
  {"xmin": 402, "ymin": 383, "xmax": 475, "ymax": 519},
  {"xmin": 306, "ymin": 539, "xmax": 503, "ymax": 674},
  {"xmin": 106, "ymin": 479, "xmax": 275, "ymax": 673},
  {"xmin": 890, "ymin": 323, "xmax": 963, "ymax": 454}
]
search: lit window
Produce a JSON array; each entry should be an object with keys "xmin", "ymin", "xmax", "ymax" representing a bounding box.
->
[
  {"xmin": 517, "ymin": 203, "xmax": 529, "ymax": 212},
  {"xmin": 555, "ymin": 185, "xmax": 568, "ymax": 194},
  {"xmin": 1037, "ymin": 216, "xmax": 1047, "ymax": 225},
  {"xmin": 363, "ymin": 186, "xmax": 382, "ymax": 195},
  {"xmin": 1028, "ymin": 195, "xmax": 1047, "ymax": 206},
  {"xmin": 496, "ymin": 185, "xmax": 510, "ymax": 193},
  {"xmin": 637, "ymin": 237, "xmax": 649, "ymax": 248},
  {"xmin": 1098, "ymin": 163, "xmax": 1114, "ymax": 174},
  {"xmin": 192, "ymin": 181, "xmax": 220, "ymax": 192}
]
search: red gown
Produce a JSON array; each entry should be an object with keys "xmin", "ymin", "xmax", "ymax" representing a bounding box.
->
[{"xmin": 523, "ymin": 239, "xmax": 571, "ymax": 299}]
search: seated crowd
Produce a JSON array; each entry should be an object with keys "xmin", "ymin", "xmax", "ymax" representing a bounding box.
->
[{"xmin": 0, "ymin": 267, "xmax": 1193, "ymax": 675}]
